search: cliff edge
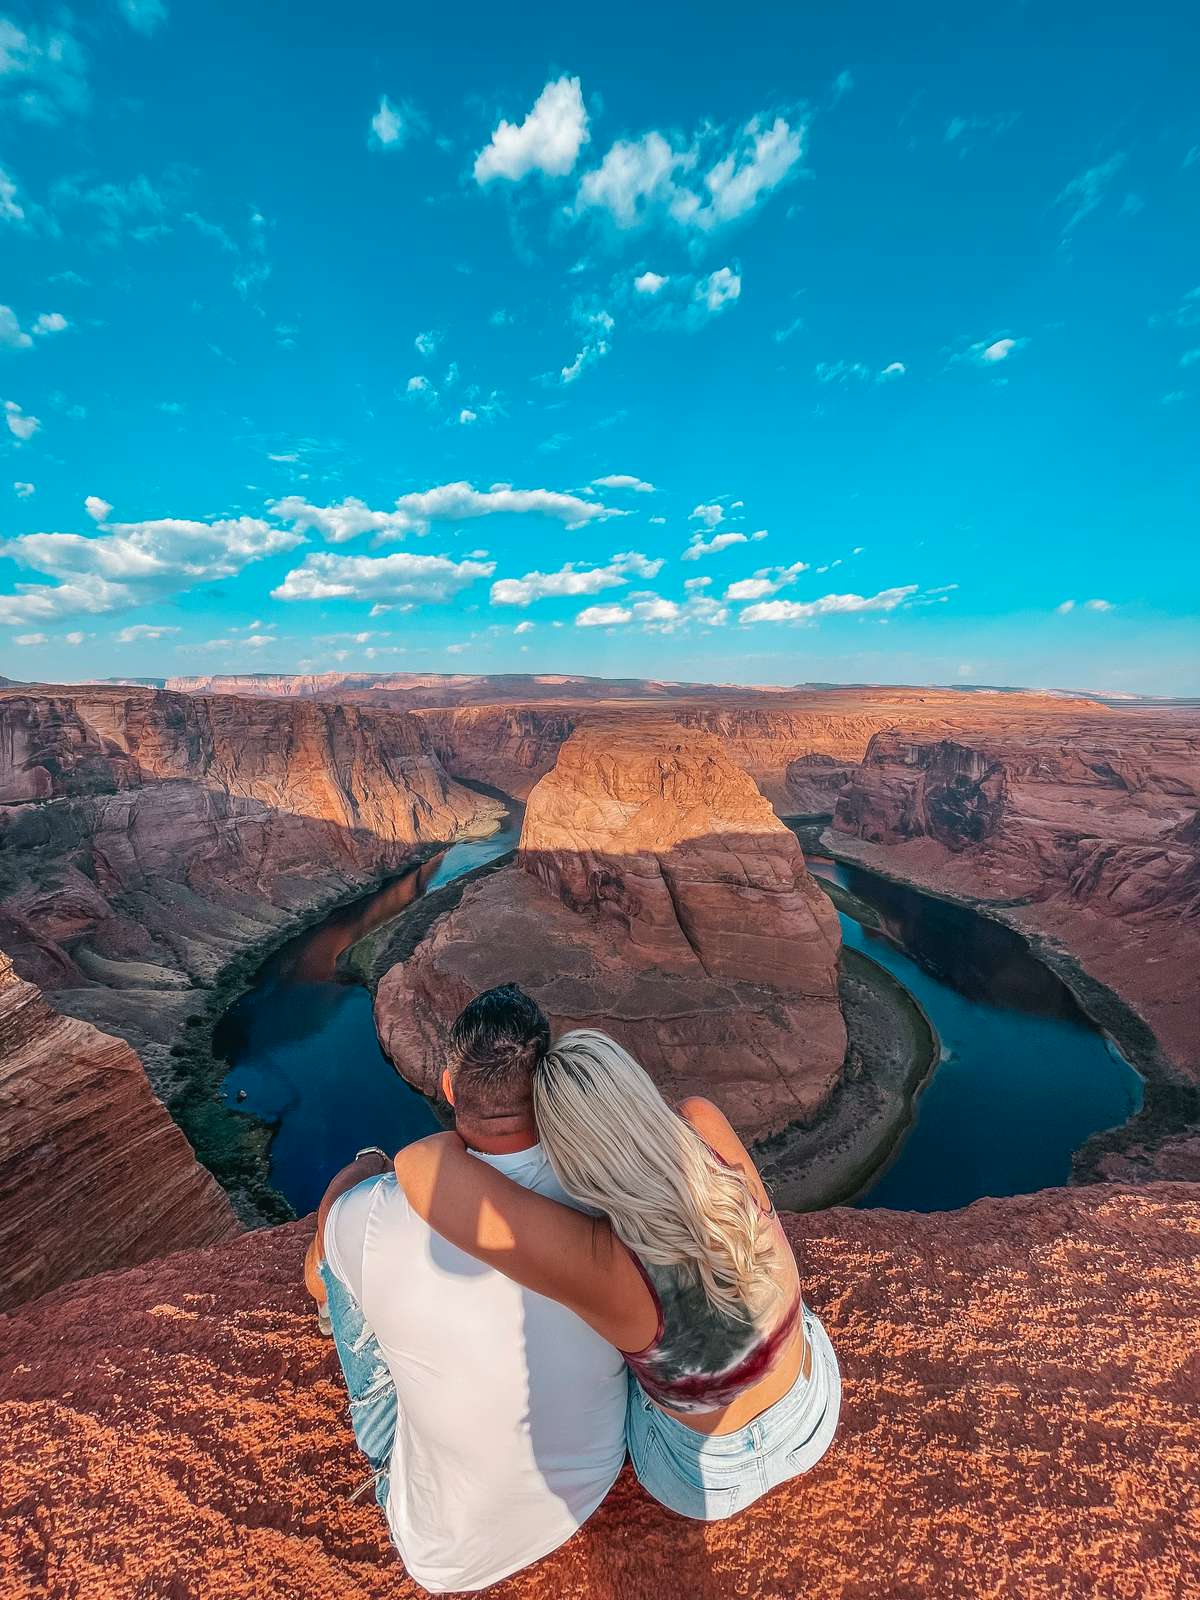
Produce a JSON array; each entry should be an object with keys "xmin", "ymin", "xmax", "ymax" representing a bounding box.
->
[{"xmin": 2, "ymin": 1184, "xmax": 1197, "ymax": 1599}]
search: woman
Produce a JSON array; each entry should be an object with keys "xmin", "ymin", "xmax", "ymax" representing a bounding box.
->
[{"xmin": 394, "ymin": 1028, "xmax": 841, "ymax": 1521}]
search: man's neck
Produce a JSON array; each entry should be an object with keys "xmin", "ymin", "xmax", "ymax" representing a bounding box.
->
[{"xmin": 454, "ymin": 1117, "xmax": 539, "ymax": 1156}]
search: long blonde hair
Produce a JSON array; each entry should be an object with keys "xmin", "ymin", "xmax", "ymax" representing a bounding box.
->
[{"xmin": 533, "ymin": 1030, "xmax": 783, "ymax": 1324}]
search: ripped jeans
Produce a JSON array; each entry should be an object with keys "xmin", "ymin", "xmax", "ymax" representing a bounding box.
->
[{"xmin": 319, "ymin": 1260, "xmax": 396, "ymax": 1510}]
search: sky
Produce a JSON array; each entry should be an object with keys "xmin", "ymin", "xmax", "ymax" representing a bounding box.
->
[{"xmin": 1, "ymin": 0, "xmax": 1198, "ymax": 694}]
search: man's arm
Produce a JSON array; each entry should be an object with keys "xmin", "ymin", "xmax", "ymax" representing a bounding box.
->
[{"xmin": 303, "ymin": 1147, "xmax": 391, "ymax": 1304}]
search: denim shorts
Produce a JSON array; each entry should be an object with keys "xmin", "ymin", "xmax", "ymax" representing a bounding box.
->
[{"xmin": 626, "ymin": 1308, "xmax": 841, "ymax": 1521}]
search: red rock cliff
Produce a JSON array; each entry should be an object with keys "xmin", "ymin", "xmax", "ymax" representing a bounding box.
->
[
  {"xmin": 377, "ymin": 721, "xmax": 845, "ymax": 1139},
  {"xmin": 0, "ymin": 953, "xmax": 238, "ymax": 1312},
  {"xmin": 3, "ymin": 1183, "xmax": 1197, "ymax": 1599},
  {"xmin": 0, "ymin": 686, "xmax": 503, "ymax": 1093},
  {"xmin": 833, "ymin": 712, "xmax": 1200, "ymax": 1077}
]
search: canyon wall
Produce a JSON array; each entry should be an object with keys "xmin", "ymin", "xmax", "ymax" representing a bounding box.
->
[
  {"xmin": 0, "ymin": 685, "xmax": 503, "ymax": 1248},
  {"xmin": 0, "ymin": 953, "xmax": 238, "ymax": 1312},
  {"xmin": 0, "ymin": 686, "xmax": 501, "ymax": 1086},
  {"xmin": 3, "ymin": 1184, "xmax": 1197, "ymax": 1599},
  {"xmin": 376, "ymin": 720, "xmax": 846, "ymax": 1140},
  {"xmin": 833, "ymin": 712, "xmax": 1200, "ymax": 1079}
]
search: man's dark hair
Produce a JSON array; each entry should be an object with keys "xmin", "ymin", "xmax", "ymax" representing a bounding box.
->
[{"xmin": 447, "ymin": 983, "xmax": 550, "ymax": 1122}]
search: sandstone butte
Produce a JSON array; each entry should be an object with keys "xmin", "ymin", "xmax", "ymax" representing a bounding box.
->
[
  {"xmin": 2, "ymin": 1183, "xmax": 1198, "ymax": 1600},
  {"xmin": 0, "ymin": 684, "xmax": 503, "ymax": 1304},
  {"xmin": 376, "ymin": 720, "xmax": 847, "ymax": 1140},
  {"xmin": 832, "ymin": 711, "xmax": 1200, "ymax": 1084}
]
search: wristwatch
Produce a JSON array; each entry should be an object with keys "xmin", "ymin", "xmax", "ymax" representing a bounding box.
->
[{"xmin": 355, "ymin": 1145, "xmax": 390, "ymax": 1163}]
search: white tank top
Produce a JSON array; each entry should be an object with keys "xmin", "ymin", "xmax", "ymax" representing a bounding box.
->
[{"xmin": 324, "ymin": 1149, "xmax": 627, "ymax": 1593}]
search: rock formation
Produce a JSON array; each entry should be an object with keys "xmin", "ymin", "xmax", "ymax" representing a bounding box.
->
[
  {"xmin": 833, "ymin": 712, "xmax": 1200, "ymax": 1080},
  {"xmin": 0, "ymin": 686, "xmax": 503, "ymax": 1097},
  {"xmin": 0, "ymin": 953, "xmax": 238, "ymax": 1312},
  {"xmin": 377, "ymin": 720, "xmax": 845, "ymax": 1140},
  {"xmin": 3, "ymin": 1183, "xmax": 1197, "ymax": 1599}
]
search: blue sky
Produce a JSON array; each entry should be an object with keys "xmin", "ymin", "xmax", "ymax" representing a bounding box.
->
[{"xmin": 1, "ymin": 0, "xmax": 1197, "ymax": 692}]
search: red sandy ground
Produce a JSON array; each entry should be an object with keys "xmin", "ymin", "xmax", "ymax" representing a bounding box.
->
[{"xmin": 3, "ymin": 1185, "xmax": 1198, "ymax": 1600}]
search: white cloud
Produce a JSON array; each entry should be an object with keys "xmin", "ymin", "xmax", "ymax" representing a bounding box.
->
[
  {"xmin": 739, "ymin": 584, "xmax": 919, "ymax": 624},
  {"xmin": 414, "ymin": 329, "xmax": 440, "ymax": 357},
  {"xmin": 693, "ymin": 266, "xmax": 741, "ymax": 315},
  {"xmin": 273, "ymin": 482, "xmax": 621, "ymax": 544},
  {"xmin": 683, "ymin": 531, "xmax": 746, "ymax": 561},
  {"xmin": 1056, "ymin": 154, "xmax": 1126, "ymax": 233},
  {"xmin": 13, "ymin": 480, "xmax": 33, "ymax": 498},
  {"xmin": 879, "ymin": 361, "xmax": 906, "ymax": 380},
  {"xmin": 724, "ymin": 560, "xmax": 807, "ymax": 602},
  {"xmin": 13, "ymin": 631, "xmax": 46, "ymax": 644},
  {"xmin": 272, "ymin": 550, "xmax": 494, "ymax": 605},
  {"xmin": 4, "ymin": 401, "xmax": 40, "ymax": 441},
  {"xmin": 815, "ymin": 359, "xmax": 870, "ymax": 384},
  {"xmin": 369, "ymin": 95, "xmax": 419, "ymax": 150},
  {"xmin": 0, "ymin": 15, "xmax": 90, "ymax": 124},
  {"xmin": 578, "ymin": 113, "xmax": 803, "ymax": 233},
  {"xmin": 474, "ymin": 76, "xmax": 589, "ymax": 184},
  {"xmin": 956, "ymin": 336, "xmax": 1026, "ymax": 367},
  {"xmin": 118, "ymin": 0, "xmax": 168, "ymax": 35},
  {"xmin": 830, "ymin": 70, "xmax": 854, "ymax": 105},
  {"xmin": 982, "ymin": 339, "xmax": 1016, "ymax": 363},
  {"xmin": 773, "ymin": 315, "xmax": 804, "ymax": 344},
  {"xmin": 514, "ymin": 620, "xmax": 534, "ymax": 634},
  {"xmin": 689, "ymin": 503, "xmax": 724, "ymax": 528},
  {"xmin": 84, "ymin": 495, "xmax": 112, "ymax": 522},
  {"xmin": 64, "ymin": 630, "xmax": 86, "ymax": 646},
  {"xmin": 32, "ymin": 311, "xmax": 67, "ymax": 335},
  {"xmin": 683, "ymin": 575, "xmax": 711, "ymax": 591},
  {"xmin": 116, "ymin": 623, "xmax": 180, "ymax": 642},
  {"xmin": 0, "ymin": 515, "xmax": 302, "ymax": 624},
  {"xmin": 406, "ymin": 374, "xmax": 434, "ymax": 398},
  {"xmin": 634, "ymin": 270, "xmax": 667, "ymax": 294},
  {"xmin": 576, "ymin": 589, "xmax": 727, "ymax": 631},
  {"xmin": 576, "ymin": 602, "xmax": 632, "ymax": 627},
  {"xmin": 458, "ymin": 408, "xmax": 477, "ymax": 424},
  {"xmin": 559, "ymin": 307, "xmax": 613, "ymax": 384},
  {"xmin": 1084, "ymin": 598, "xmax": 1113, "ymax": 611},
  {"xmin": 491, "ymin": 551, "xmax": 662, "ymax": 606},
  {"xmin": 0, "ymin": 306, "xmax": 32, "ymax": 350},
  {"xmin": 0, "ymin": 166, "xmax": 24, "ymax": 223},
  {"xmin": 1055, "ymin": 599, "xmax": 1076, "ymax": 615},
  {"xmin": 591, "ymin": 474, "xmax": 655, "ymax": 492}
]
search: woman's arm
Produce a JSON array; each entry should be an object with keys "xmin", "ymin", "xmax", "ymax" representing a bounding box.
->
[
  {"xmin": 394, "ymin": 1134, "xmax": 656, "ymax": 1350},
  {"xmin": 678, "ymin": 1097, "xmax": 773, "ymax": 1212}
]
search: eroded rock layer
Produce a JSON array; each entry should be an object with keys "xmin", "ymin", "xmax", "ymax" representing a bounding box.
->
[
  {"xmin": 3, "ymin": 1185, "xmax": 1197, "ymax": 1599},
  {"xmin": 0, "ymin": 953, "xmax": 238, "ymax": 1312},
  {"xmin": 377, "ymin": 721, "xmax": 845, "ymax": 1140},
  {"xmin": 833, "ymin": 712, "xmax": 1200, "ymax": 1079},
  {"xmin": 0, "ymin": 686, "xmax": 503, "ymax": 1094}
]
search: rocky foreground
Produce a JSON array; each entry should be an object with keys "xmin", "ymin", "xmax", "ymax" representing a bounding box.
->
[
  {"xmin": 377, "ymin": 719, "xmax": 847, "ymax": 1140},
  {"xmin": 2, "ymin": 1183, "xmax": 1197, "ymax": 1600}
]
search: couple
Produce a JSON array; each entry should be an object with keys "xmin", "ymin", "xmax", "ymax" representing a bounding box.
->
[{"xmin": 306, "ymin": 983, "xmax": 841, "ymax": 1593}]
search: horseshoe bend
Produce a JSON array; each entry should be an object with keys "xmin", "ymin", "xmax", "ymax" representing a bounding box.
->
[{"xmin": 0, "ymin": 674, "xmax": 1197, "ymax": 1595}]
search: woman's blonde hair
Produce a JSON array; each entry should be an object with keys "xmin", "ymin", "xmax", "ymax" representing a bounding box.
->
[{"xmin": 533, "ymin": 1029, "xmax": 783, "ymax": 1324}]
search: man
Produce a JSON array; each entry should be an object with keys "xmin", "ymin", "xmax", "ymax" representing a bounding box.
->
[{"xmin": 305, "ymin": 983, "xmax": 627, "ymax": 1593}]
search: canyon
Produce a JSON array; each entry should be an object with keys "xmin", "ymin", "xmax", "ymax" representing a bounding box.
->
[
  {"xmin": 0, "ymin": 671, "xmax": 1198, "ymax": 1594},
  {"xmin": 376, "ymin": 720, "xmax": 847, "ymax": 1140},
  {"xmin": 3, "ymin": 1183, "xmax": 1196, "ymax": 1600}
]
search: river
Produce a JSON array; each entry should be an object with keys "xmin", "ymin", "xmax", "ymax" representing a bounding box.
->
[{"xmin": 216, "ymin": 816, "xmax": 1143, "ymax": 1216}]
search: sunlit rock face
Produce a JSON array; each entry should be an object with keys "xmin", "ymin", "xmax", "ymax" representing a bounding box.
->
[
  {"xmin": 376, "ymin": 720, "xmax": 846, "ymax": 1140},
  {"xmin": 4, "ymin": 1184, "xmax": 1198, "ymax": 1599},
  {"xmin": 834, "ymin": 712, "xmax": 1200, "ymax": 1077},
  {"xmin": 0, "ymin": 953, "xmax": 238, "ymax": 1312}
]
